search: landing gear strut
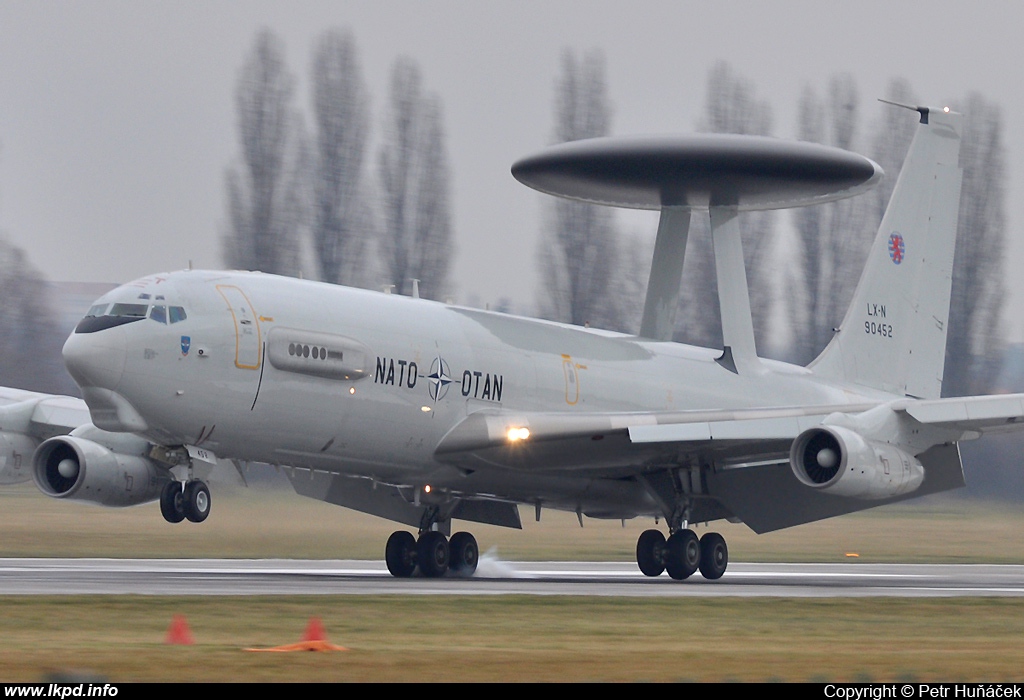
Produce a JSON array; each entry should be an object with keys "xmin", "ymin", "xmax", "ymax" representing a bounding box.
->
[
  {"xmin": 384, "ymin": 530, "xmax": 479, "ymax": 578},
  {"xmin": 636, "ymin": 528, "xmax": 729, "ymax": 581}
]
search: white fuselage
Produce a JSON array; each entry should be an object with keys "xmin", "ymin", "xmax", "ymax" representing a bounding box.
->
[{"xmin": 63, "ymin": 269, "xmax": 892, "ymax": 505}]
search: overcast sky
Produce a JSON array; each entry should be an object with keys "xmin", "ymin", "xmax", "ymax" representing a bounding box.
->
[{"xmin": 2, "ymin": 1, "xmax": 1023, "ymax": 339}]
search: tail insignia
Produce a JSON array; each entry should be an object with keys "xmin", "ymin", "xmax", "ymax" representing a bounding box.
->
[{"xmin": 888, "ymin": 233, "xmax": 905, "ymax": 265}]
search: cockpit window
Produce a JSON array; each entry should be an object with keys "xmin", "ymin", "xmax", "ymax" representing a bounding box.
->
[
  {"xmin": 109, "ymin": 303, "xmax": 148, "ymax": 318},
  {"xmin": 75, "ymin": 301, "xmax": 184, "ymax": 334}
]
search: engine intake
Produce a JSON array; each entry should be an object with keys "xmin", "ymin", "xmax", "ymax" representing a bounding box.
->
[
  {"xmin": 33, "ymin": 435, "xmax": 171, "ymax": 507},
  {"xmin": 790, "ymin": 425, "xmax": 924, "ymax": 500}
]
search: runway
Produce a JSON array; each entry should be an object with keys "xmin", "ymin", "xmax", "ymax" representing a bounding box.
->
[{"xmin": 2, "ymin": 557, "xmax": 1024, "ymax": 597}]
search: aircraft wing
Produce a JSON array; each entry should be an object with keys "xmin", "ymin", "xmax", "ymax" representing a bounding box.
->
[
  {"xmin": 434, "ymin": 402, "xmax": 879, "ymax": 475},
  {"xmin": 434, "ymin": 393, "xmax": 1024, "ymax": 476},
  {"xmin": 0, "ymin": 388, "xmax": 91, "ymax": 441}
]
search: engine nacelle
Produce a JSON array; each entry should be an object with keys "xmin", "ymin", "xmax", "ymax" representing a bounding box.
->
[
  {"xmin": 789, "ymin": 425, "xmax": 924, "ymax": 500},
  {"xmin": 0, "ymin": 431, "xmax": 38, "ymax": 485},
  {"xmin": 32, "ymin": 435, "xmax": 171, "ymax": 507}
]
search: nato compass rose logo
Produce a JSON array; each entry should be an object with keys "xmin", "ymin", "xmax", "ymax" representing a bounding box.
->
[
  {"xmin": 180, "ymin": 336, "xmax": 191, "ymax": 356},
  {"xmin": 427, "ymin": 356, "xmax": 452, "ymax": 402},
  {"xmin": 888, "ymin": 232, "xmax": 905, "ymax": 265}
]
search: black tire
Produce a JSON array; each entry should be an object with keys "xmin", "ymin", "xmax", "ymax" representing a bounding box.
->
[
  {"xmin": 385, "ymin": 531, "xmax": 417, "ymax": 578},
  {"xmin": 182, "ymin": 480, "xmax": 211, "ymax": 523},
  {"xmin": 699, "ymin": 532, "xmax": 728, "ymax": 580},
  {"xmin": 159, "ymin": 481, "xmax": 185, "ymax": 524},
  {"xmin": 636, "ymin": 529, "xmax": 666, "ymax": 577},
  {"xmin": 665, "ymin": 529, "xmax": 700, "ymax": 580},
  {"xmin": 449, "ymin": 532, "xmax": 479, "ymax": 576},
  {"xmin": 417, "ymin": 531, "xmax": 450, "ymax": 578}
]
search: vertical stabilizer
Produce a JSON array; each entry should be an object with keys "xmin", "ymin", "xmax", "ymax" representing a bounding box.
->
[{"xmin": 810, "ymin": 107, "xmax": 963, "ymax": 399}]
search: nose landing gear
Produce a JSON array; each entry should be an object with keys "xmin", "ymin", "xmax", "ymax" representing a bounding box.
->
[{"xmin": 159, "ymin": 479, "xmax": 211, "ymax": 524}]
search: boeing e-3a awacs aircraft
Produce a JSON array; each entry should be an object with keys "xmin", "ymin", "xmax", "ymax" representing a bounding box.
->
[{"xmin": 7, "ymin": 104, "xmax": 1023, "ymax": 580}]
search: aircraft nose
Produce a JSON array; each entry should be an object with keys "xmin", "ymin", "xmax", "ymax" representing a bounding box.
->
[{"xmin": 62, "ymin": 327, "xmax": 127, "ymax": 391}]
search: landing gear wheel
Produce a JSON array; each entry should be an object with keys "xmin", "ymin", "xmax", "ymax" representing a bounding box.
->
[
  {"xmin": 699, "ymin": 532, "xmax": 728, "ymax": 580},
  {"xmin": 449, "ymin": 532, "xmax": 479, "ymax": 576},
  {"xmin": 665, "ymin": 529, "xmax": 700, "ymax": 580},
  {"xmin": 182, "ymin": 480, "xmax": 211, "ymax": 523},
  {"xmin": 417, "ymin": 531, "xmax": 450, "ymax": 578},
  {"xmin": 636, "ymin": 529, "xmax": 666, "ymax": 577},
  {"xmin": 385, "ymin": 531, "xmax": 417, "ymax": 578},
  {"xmin": 159, "ymin": 481, "xmax": 185, "ymax": 524}
]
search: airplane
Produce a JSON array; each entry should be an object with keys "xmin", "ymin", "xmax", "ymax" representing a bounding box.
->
[{"xmin": 7, "ymin": 103, "xmax": 1023, "ymax": 580}]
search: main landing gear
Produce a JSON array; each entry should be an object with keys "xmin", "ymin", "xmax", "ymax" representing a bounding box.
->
[
  {"xmin": 160, "ymin": 479, "xmax": 211, "ymax": 524},
  {"xmin": 636, "ymin": 528, "xmax": 728, "ymax": 580},
  {"xmin": 385, "ymin": 529, "xmax": 480, "ymax": 578}
]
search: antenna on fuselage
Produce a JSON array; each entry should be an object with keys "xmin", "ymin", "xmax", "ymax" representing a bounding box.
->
[
  {"xmin": 511, "ymin": 134, "xmax": 882, "ymax": 375},
  {"xmin": 411, "ymin": 279, "xmax": 420, "ymax": 299}
]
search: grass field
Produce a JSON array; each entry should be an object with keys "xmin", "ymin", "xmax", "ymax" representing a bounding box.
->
[
  {"xmin": 3, "ymin": 597, "xmax": 1024, "ymax": 682},
  {"xmin": 2, "ymin": 482, "xmax": 1024, "ymax": 681}
]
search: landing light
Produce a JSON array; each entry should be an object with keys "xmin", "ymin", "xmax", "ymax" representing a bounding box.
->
[
  {"xmin": 349, "ymin": 387, "xmax": 356, "ymax": 395},
  {"xmin": 943, "ymin": 106, "xmax": 950, "ymax": 113},
  {"xmin": 421, "ymin": 406, "xmax": 432, "ymax": 412},
  {"xmin": 507, "ymin": 427, "xmax": 530, "ymax": 442}
]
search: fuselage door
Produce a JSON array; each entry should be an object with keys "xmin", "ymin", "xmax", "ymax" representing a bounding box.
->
[
  {"xmin": 562, "ymin": 354, "xmax": 579, "ymax": 405},
  {"xmin": 216, "ymin": 285, "xmax": 261, "ymax": 370}
]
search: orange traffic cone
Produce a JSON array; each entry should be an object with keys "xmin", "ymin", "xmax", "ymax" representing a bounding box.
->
[
  {"xmin": 301, "ymin": 617, "xmax": 326, "ymax": 642},
  {"xmin": 245, "ymin": 616, "xmax": 347, "ymax": 652},
  {"xmin": 165, "ymin": 615, "xmax": 195, "ymax": 645}
]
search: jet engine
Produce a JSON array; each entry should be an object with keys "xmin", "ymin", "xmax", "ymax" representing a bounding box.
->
[
  {"xmin": 32, "ymin": 429, "xmax": 171, "ymax": 507},
  {"xmin": 789, "ymin": 425, "xmax": 924, "ymax": 500},
  {"xmin": 0, "ymin": 431, "xmax": 38, "ymax": 485}
]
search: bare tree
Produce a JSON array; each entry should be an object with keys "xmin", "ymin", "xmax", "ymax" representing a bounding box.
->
[
  {"xmin": 675, "ymin": 61, "xmax": 775, "ymax": 350},
  {"xmin": 0, "ymin": 237, "xmax": 75, "ymax": 394},
  {"xmin": 536, "ymin": 49, "xmax": 621, "ymax": 329},
  {"xmin": 310, "ymin": 28, "xmax": 372, "ymax": 287},
  {"xmin": 378, "ymin": 57, "xmax": 452, "ymax": 299},
  {"xmin": 944, "ymin": 93, "xmax": 1006, "ymax": 397},
  {"xmin": 789, "ymin": 74, "xmax": 869, "ymax": 363},
  {"xmin": 604, "ymin": 229, "xmax": 654, "ymax": 334},
  {"xmin": 223, "ymin": 29, "xmax": 305, "ymax": 276}
]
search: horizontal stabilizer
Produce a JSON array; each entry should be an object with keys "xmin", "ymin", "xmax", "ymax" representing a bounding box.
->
[{"xmin": 900, "ymin": 393, "xmax": 1024, "ymax": 437}]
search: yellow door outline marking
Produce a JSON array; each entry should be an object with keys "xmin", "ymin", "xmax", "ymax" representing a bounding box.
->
[
  {"xmin": 216, "ymin": 285, "xmax": 262, "ymax": 370},
  {"xmin": 561, "ymin": 354, "xmax": 587, "ymax": 405}
]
